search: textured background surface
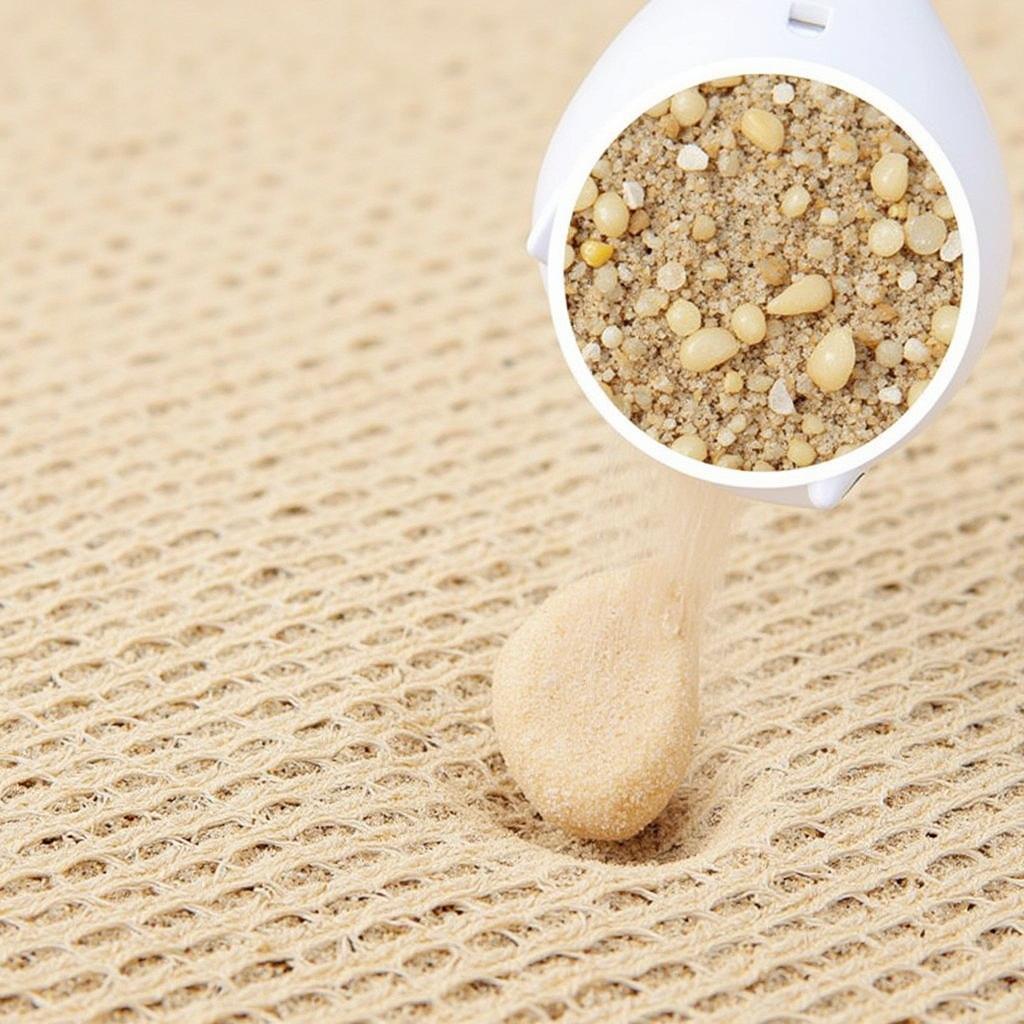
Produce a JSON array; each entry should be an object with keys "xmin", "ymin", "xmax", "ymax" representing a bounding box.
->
[{"xmin": 0, "ymin": 2, "xmax": 1022, "ymax": 1022}]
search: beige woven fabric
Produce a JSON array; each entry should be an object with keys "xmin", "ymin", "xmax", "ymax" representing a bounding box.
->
[{"xmin": 0, "ymin": 2, "xmax": 1022, "ymax": 1022}]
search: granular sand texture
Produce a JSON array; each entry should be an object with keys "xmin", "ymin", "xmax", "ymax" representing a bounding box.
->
[
  {"xmin": 566, "ymin": 75, "xmax": 964, "ymax": 471},
  {"xmin": 492, "ymin": 471, "xmax": 737, "ymax": 841},
  {"xmin": 492, "ymin": 562, "xmax": 700, "ymax": 841}
]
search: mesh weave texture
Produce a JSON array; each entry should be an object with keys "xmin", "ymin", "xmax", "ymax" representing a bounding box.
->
[{"xmin": 0, "ymin": 1, "xmax": 1022, "ymax": 1022}]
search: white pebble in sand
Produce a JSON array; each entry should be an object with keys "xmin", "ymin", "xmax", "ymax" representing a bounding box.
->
[
  {"xmin": 491, "ymin": 563, "xmax": 699, "ymax": 841},
  {"xmin": 768, "ymin": 378, "xmax": 796, "ymax": 415},
  {"xmin": 677, "ymin": 144, "xmax": 710, "ymax": 171}
]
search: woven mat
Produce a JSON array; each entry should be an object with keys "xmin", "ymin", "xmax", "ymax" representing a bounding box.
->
[{"xmin": 1, "ymin": 2, "xmax": 1022, "ymax": 1022}]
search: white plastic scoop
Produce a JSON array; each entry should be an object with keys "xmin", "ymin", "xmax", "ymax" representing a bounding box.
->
[{"xmin": 528, "ymin": 0, "xmax": 1011, "ymax": 508}]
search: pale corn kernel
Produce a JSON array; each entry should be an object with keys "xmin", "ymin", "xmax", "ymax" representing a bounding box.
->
[
  {"xmin": 593, "ymin": 192, "xmax": 630, "ymax": 238},
  {"xmin": 807, "ymin": 326, "xmax": 856, "ymax": 392},
  {"xmin": 692, "ymin": 214, "xmax": 717, "ymax": 241},
  {"xmin": 802, "ymin": 413, "xmax": 825, "ymax": 436},
  {"xmin": 903, "ymin": 337, "xmax": 930, "ymax": 364},
  {"xmin": 780, "ymin": 184, "xmax": 811, "ymax": 219},
  {"xmin": 702, "ymin": 259, "xmax": 728, "ymax": 281},
  {"xmin": 574, "ymin": 177, "xmax": 598, "ymax": 212},
  {"xmin": 834, "ymin": 443, "xmax": 858, "ymax": 457},
  {"xmin": 767, "ymin": 274, "xmax": 833, "ymax": 316},
  {"xmin": 819, "ymin": 207, "xmax": 840, "ymax": 227},
  {"xmin": 634, "ymin": 288, "xmax": 669, "ymax": 318},
  {"xmin": 645, "ymin": 99, "xmax": 671, "ymax": 118},
  {"xmin": 563, "ymin": 245, "xmax": 575, "ymax": 271},
  {"xmin": 731, "ymin": 303, "xmax": 766, "ymax": 345},
  {"xmin": 788, "ymin": 438, "xmax": 816, "ymax": 467},
  {"xmin": 677, "ymin": 144, "xmax": 710, "ymax": 171},
  {"xmin": 666, "ymin": 299, "xmax": 702, "ymax": 338},
  {"xmin": 907, "ymin": 380, "xmax": 929, "ymax": 406},
  {"xmin": 709, "ymin": 75, "xmax": 744, "ymax": 88},
  {"xmin": 940, "ymin": 230, "xmax": 962, "ymax": 263},
  {"xmin": 656, "ymin": 262, "xmax": 687, "ymax": 291},
  {"xmin": 752, "ymin": 460, "xmax": 776, "ymax": 472},
  {"xmin": 591, "ymin": 158, "xmax": 611, "ymax": 180},
  {"xmin": 934, "ymin": 195, "xmax": 955, "ymax": 220},
  {"xmin": 723, "ymin": 370, "xmax": 744, "ymax": 394},
  {"xmin": 601, "ymin": 325, "xmax": 623, "ymax": 349},
  {"xmin": 931, "ymin": 304, "xmax": 959, "ymax": 345},
  {"xmin": 670, "ymin": 434, "xmax": 708, "ymax": 461},
  {"xmin": 870, "ymin": 152, "xmax": 909, "ymax": 203},
  {"xmin": 772, "ymin": 82, "xmax": 795, "ymax": 105},
  {"xmin": 727, "ymin": 413, "xmax": 748, "ymax": 433},
  {"xmin": 670, "ymin": 88, "xmax": 707, "ymax": 127},
  {"xmin": 580, "ymin": 239, "xmax": 613, "ymax": 268},
  {"xmin": 905, "ymin": 212, "xmax": 947, "ymax": 255},
  {"xmin": 716, "ymin": 428, "xmax": 736, "ymax": 447},
  {"xmin": 581, "ymin": 341, "xmax": 602, "ymax": 363},
  {"xmin": 748, "ymin": 373, "xmax": 773, "ymax": 394},
  {"xmin": 740, "ymin": 107, "xmax": 785, "ymax": 153},
  {"xmin": 678, "ymin": 327, "xmax": 740, "ymax": 372},
  {"xmin": 715, "ymin": 454, "xmax": 744, "ymax": 469},
  {"xmin": 878, "ymin": 385, "xmax": 902, "ymax": 405},
  {"xmin": 875, "ymin": 338, "xmax": 903, "ymax": 368},
  {"xmin": 768, "ymin": 379, "xmax": 795, "ymax": 415},
  {"xmin": 828, "ymin": 132, "xmax": 859, "ymax": 165},
  {"xmin": 868, "ymin": 218, "xmax": 904, "ymax": 257},
  {"xmin": 758, "ymin": 255, "xmax": 790, "ymax": 287}
]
